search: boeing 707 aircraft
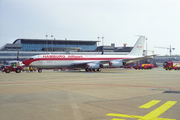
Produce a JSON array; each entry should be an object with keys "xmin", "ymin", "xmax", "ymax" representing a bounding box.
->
[{"xmin": 22, "ymin": 36, "xmax": 153, "ymax": 73}]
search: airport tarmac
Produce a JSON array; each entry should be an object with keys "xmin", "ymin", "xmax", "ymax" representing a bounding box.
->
[{"xmin": 0, "ymin": 68, "xmax": 180, "ymax": 120}]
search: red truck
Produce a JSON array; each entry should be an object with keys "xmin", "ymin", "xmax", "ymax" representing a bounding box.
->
[
  {"xmin": 163, "ymin": 62, "xmax": 180, "ymax": 70},
  {"xmin": 2, "ymin": 62, "xmax": 23, "ymax": 73},
  {"xmin": 133, "ymin": 63, "xmax": 154, "ymax": 70}
]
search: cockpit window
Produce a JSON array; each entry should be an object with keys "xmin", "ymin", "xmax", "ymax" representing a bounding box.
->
[{"xmin": 29, "ymin": 58, "xmax": 34, "ymax": 60}]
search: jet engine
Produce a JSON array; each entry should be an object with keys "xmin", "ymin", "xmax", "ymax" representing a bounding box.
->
[
  {"xmin": 86, "ymin": 63, "xmax": 103, "ymax": 69},
  {"xmin": 109, "ymin": 61, "xmax": 126, "ymax": 67}
]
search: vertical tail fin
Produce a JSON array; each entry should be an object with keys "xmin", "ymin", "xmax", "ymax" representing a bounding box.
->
[{"xmin": 128, "ymin": 36, "xmax": 145, "ymax": 56}]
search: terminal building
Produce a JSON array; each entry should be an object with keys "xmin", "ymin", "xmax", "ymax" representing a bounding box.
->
[{"xmin": 0, "ymin": 38, "xmax": 98, "ymax": 52}]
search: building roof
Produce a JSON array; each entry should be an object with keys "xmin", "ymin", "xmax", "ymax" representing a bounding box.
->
[
  {"xmin": 13, "ymin": 38, "xmax": 100, "ymax": 44},
  {"xmin": 0, "ymin": 44, "xmax": 22, "ymax": 51}
]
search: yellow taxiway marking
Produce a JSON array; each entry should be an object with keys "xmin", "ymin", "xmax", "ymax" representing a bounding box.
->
[
  {"xmin": 143, "ymin": 101, "xmax": 177, "ymax": 119},
  {"xmin": 112, "ymin": 118, "xmax": 126, "ymax": 120},
  {"xmin": 139, "ymin": 100, "xmax": 161, "ymax": 108},
  {"xmin": 106, "ymin": 100, "xmax": 177, "ymax": 120},
  {"xmin": 107, "ymin": 113, "xmax": 143, "ymax": 119}
]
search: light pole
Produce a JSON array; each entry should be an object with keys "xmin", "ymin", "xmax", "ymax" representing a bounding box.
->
[
  {"xmin": 51, "ymin": 34, "xmax": 53, "ymax": 52},
  {"xmin": 146, "ymin": 38, "xmax": 147, "ymax": 56},
  {"xmin": 45, "ymin": 33, "xmax": 48, "ymax": 52},
  {"xmin": 102, "ymin": 36, "xmax": 104, "ymax": 46},
  {"xmin": 146, "ymin": 38, "xmax": 148, "ymax": 63},
  {"xmin": 97, "ymin": 35, "xmax": 100, "ymax": 54},
  {"xmin": 102, "ymin": 36, "xmax": 104, "ymax": 55}
]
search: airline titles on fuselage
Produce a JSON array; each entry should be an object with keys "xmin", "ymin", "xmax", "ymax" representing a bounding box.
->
[{"xmin": 43, "ymin": 55, "xmax": 83, "ymax": 59}]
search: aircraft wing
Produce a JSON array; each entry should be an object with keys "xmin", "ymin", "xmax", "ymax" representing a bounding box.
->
[
  {"xmin": 69, "ymin": 62, "xmax": 87, "ymax": 68},
  {"xmin": 69, "ymin": 60, "xmax": 109, "ymax": 68},
  {"xmin": 122, "ymin": 55, "xmax": 156, "ymax": 64},
  {"xmin": 69, "ymin": 55, "xmax": 156, "ymax": 68}
]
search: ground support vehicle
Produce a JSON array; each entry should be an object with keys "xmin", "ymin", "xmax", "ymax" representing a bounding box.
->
[
  {"xmin": 163, "ymin": 62, "xmax": 180, "ymax": 70},
  {"xmin": 133, "ymin": 63, "xmax": 154, "ymax": 70},
  {"xmin": 2, "ymin": 65, "xmax": 23, "ymax": 73}
]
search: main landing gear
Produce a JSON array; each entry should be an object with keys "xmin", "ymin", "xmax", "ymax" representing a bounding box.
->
[
  {"xmin": 38, "ymin": 69, "xmax": 42, "ymax": 73},
  {"xmin": 85, "ymin": 68, "xmax": 101, "ymax": 72}
]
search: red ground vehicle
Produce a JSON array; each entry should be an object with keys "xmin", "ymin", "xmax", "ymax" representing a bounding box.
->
[
  {"xmin": 2, "ymin": 62, "xmax": 23, "ymax": 73},
  {"xmin": 163, "ymin": 62, "xmax": 180, "ymax": 70},
  {"xmin": 133, "ymin": 63, "xmax": 154, "ymax": 70}
]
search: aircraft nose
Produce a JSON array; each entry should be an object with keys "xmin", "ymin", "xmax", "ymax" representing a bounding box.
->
[{"xmin": 22, "ymin": 59, "xmax": 31, "ymax": 66}]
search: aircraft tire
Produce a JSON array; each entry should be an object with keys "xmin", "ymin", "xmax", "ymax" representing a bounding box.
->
[
  {"xmin": 16, "ymin": 68, "xmax": 21, "ymax": 73},
  {"xmin": 38, "ymin": 69, "xmax": 42, "ymax": 73},
  {"xmin": 5, "ymin": 69, "xmax": 10, "ymax": 73},
  {"xmin": 85, "ymin": 68, "xmax": 89, "ymax": 72},
  {"xmin": 97, "ymin": 68, "xmax": 101, "ymax": 72}
]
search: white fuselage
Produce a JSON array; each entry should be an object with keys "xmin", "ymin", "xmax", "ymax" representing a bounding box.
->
[{"xmin": 23, "ymin": 54, "xmax": 139, "ymax": 68}]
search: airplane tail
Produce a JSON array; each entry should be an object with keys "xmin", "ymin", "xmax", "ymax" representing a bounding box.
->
[{"xmin": 128, "ymin": 36, "xmax": 146, "ymax": 56}]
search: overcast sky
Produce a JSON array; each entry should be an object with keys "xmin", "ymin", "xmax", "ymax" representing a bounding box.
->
[{"xmin": 0, "ymin": 0, "xmax": 180, "ymax": 55}]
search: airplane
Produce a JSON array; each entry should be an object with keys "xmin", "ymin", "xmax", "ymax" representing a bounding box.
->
[{"xmin": 22, "ymin": 36, "xmax": 154, "ymax": 73}]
